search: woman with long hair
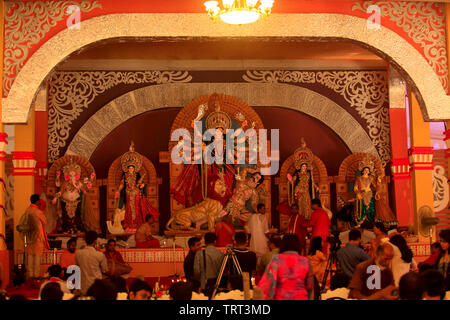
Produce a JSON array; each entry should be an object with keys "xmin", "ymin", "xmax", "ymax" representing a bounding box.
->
[
  {"xmin": 258, "ymin": 234, "xmax": 314, "ymax": 300},
  {"xmin": 436, "ymin": 229, "xmax": 450, "ymax": 291},
  {"xmin": 388, "ymin": 234, "xmax": 417, "ymax": 286}
]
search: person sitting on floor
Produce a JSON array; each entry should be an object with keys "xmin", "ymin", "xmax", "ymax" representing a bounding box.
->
[
  {"xmin": 321, "ymin": 272, "xmax": 350, "ymax": 300},
  {"xmin": 421, "ymin": 269, "xmax": 446, "ymax": 300},
  {"xmin": 104, "ymin": 239, "xmax": 132, "ymax": 278},
  {"xmin": 135, "ymin": 214, "xmax": 160, "ymax": 248},
  {"xmin": 398, "ymin": 272, "xmax": 423, "ymax": 300},
  {"xmin": 39, "ymin": 264, "xmax": 70, "ymax": 299},
  {"xmin": 40, "ymin": 282, "xmax": 64, "ymax": 301},
  {"xmin": 169, "ymin": 282, "xmax": 193, "ymax": 300},
  {"xmin": 86, "ymin": 279, "xmax": 118, "ymax": 300},
  {"xmin": 128, "ymin": 279, "xmax": 152, "ymax": 300},
  {"xmin": 257, "ymin": 235, "xmax": 281, "ymax": 275},
  {"xmin": 418, "ymin": 242, "xmax": 442, "ymax": 272},
  {"xmin": 60, "ymin": 237, "xmax": 77, "ymax": 275}
]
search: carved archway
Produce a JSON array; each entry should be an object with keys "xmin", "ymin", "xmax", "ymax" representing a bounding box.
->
[
  {"xmin": 277, "ymin": 154, "xmax": 331, "ymax": 232},
  {"xmin": 47, "ymin": 155, "xmax": 100, "ymax": 233},
  {"xmin": 66, "ymin": 83, "xmax": 378, "ymax": 161},
  {"xmin": 3, "ymin": 13, "xmax": 448, "ymax": 124},
  {"xmin": 334, "ymin": 152, "xmax": 388, "ymax": 205},
  {"xmin": 106, "ymin": 154, "xmax": 161, "ymax": 234}
]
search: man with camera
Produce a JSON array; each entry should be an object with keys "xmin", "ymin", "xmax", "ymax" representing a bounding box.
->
[{"xmin": 337, "ymin": 229, "xmax": 370, "ymax": 281}]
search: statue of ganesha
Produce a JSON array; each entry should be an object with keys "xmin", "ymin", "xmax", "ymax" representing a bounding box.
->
[{"xmin": 52, "ymin": 158, "xmax": 96, "ymax": 234}]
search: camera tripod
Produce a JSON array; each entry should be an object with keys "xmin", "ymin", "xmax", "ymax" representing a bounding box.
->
[
  {"xmin": 210, "ymin": 247, "xmax": 243, "ymax": 299},
  {"xmin": 320, "ymin": 250, "xmax": 339, "ymax": 293}
]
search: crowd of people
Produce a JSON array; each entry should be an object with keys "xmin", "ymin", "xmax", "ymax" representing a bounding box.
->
[{"xmin": 1, "ymin": 195, "xmax": 449, "ymax": 301}]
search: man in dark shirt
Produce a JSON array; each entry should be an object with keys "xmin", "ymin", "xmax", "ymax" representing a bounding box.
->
[
  {"xmin": 337, "ymin": 229, "xmax": 370, "ymax": 280},
  {"xmin": 184, "ymin": 237, "xmax": 202, "ymax": 292},
  {"xmin": 229, "ymin": 231, "xmax": 257, "ymax": 290}
]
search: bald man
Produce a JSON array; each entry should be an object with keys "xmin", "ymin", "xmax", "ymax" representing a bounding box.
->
[{"xmin": 348, "ymin": 243, "xmax": 397, "ymax": 300}]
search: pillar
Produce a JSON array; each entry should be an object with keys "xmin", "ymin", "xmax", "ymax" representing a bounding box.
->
[
  {"xmin": 34, "ymin": 85, "xmax": 48, "ymax": 194},
  {"xmin": 407, "ymin": 89, "xmax": 435, "ymax": 242},
  {"xmin": 444, "ymin": 4, "xmax": 450, "ymax": 226},
  {"xmin": 13, "ymin": 106, "xmax": 36, "ymax": 252},
  {"xmin": 388, "ymin": 67, "xmax": 414, "ymax": 228}
]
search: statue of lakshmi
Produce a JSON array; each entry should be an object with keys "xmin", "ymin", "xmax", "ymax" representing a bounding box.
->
[
  {"xmin": 287, "ymin": 138, "xmax": 319, "ymax": 220},
  {"xmin": 115, "ymin": 142, "xmax": 159, "ymax": 232},
  {"xmin": 53, "ymin": 158, "xmax": 96, "ymax": 233}
]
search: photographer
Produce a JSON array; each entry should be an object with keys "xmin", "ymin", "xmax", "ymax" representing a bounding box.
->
[{"xmin": 337, "ymin": 229, "xmax": 370, "ymax": 281}]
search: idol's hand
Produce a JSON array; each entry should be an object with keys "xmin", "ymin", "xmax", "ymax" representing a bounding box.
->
[{"xmin": 139, "ymin": 184, "xmax": 144, "ymax": 189}]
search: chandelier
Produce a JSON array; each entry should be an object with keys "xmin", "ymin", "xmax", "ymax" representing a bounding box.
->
[{"xmin": 204, "ymin": 0, "xmax": 274, "ymax": 25}]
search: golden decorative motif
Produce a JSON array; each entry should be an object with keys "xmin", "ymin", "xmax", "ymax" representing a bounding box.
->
[
  {"xmin": 48, "ymin": 70, "xmax": 193, "ymax": 162},
  {"xmin": 243, "ymin": 70, "xmax": 390, "ymax": 162},
  {"xmin": 352, "ymin": 1, "xmax": 448, "ymax": 92},
  {"xmin": 3, "ymin": 0, "xmax": 102, "ymax": 97}
]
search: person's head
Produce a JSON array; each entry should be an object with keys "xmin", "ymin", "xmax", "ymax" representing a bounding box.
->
[
  {"xmin": 67, "ymin": 237, "xmax": 77, "ymax": 253},
  {"xmin": 311, "ymin": 198, "xmax": 321, "ymax": 210},
  {"xmin": 30, "ymin": 194, "xmax": 40, "ymax": 205},
  {"xmin": 204, "ymin": 232, "xmax": 217, "ymax": 246},
  {"xmin": 145, "ymin": 214, "xmax": 155, "ymax": 225},
  {"xmin": 375, "ymin": 243, "xmax": 394, "ymax": 270},
  {"xmin": 398, "ymin": 272, "xmax": 423, "ymax": 300},
  {"xmin": 291, "ymin": 204, "xmax": 299, "ymax": 214},
  {"xmin": 389, "ymin": 234, "xmax": 413, "ymax": 263},
  {"xmin": 86, "ymin": 279, "xmax": 118, "ymax": 300},
  {"xmin": 308, "ymin": 236, "xmax": 322, "ymax": 256},
  {"xmin": 421, "ymin": 269, "xmax": 445, "ymax": 300},
  {"xmin": 106, "ymin": 239, "xmax": 116, "ymax": 253},
  {"xmin": 85, "ymin": 231, "xmax": 98, "ymax": 246},
  {"xmin": 438, "ymin": 229, "xmax": 450, "ymax": 253},
  {"xmin": 234, "ymin": 231, "xmax": 248, "ymax": 247},
  {"xmin": 40, "ymin": 282, "xmax": 63, "ymax": 301},
  {"xmin": 330, "ymin": 272, "xmax": 350, "ymax": 291},
  {"xmin": 129, "ymin": 279, "xmax": 152, "ymax": 300},
  {"xmin": 374, "ymin": 222, "xmax": 387, "ymax": 236},
  {"xmin": 257, "ymin": 203, "xmax": 265, "ymax": 214},
  {"xmin": 127, "ymin": 165, "xmax": 135, "ymax": 174},
  {"xmin": 222, "ymin": 214, "xmax": 233, "ymax": 224},
  {"xmin": 430, "ymin": 242, "xmax": 442, "ymax": 255},
  {"xmin": 348, "ymin": 229, "xmax": 362, "ymax": 244},
  {"xmin": 47, "ymin": 264, "xmax": 63, "ymax": 278},
  {"xmin": 268, "ymin": 235, "xmax": 281, "ymax": 250},
  {"xmin": 169, "ymin": 282, "xmax": 192, "ymax": 300},
  {"xmin": 110, "ymin": 276, "xmax": 128, "ymax": 293},
  {"xmin": 361, "ymin": 167, "xmax": 371, "ymax": 176},
  {"xmin": 280, "ymin": 234, "xmax": 301, "ymax": 254},
  {"xmin": 188, "ymin": 237, "xmax": 202, "ymax": 252},
  {"xmin": 251, "ymin": 172, "xmax": 264, "ymax": 187},
  {"xmin": 300, "ymin": 163, "xmax": 308, "ymax": 173}
]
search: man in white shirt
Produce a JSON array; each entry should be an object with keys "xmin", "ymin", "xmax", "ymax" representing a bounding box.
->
[
  {"xmin": 75, "ymin": 231, "xmax": 108, "ymax": 294},
  {"xmin": 246, "ymin": 204, "xmax": 269, "ymax": 258}
]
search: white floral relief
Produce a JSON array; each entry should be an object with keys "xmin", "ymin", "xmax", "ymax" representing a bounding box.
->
[{"xmin": 433, "ymin": 165, "xmax": 449, "ymax": 212}]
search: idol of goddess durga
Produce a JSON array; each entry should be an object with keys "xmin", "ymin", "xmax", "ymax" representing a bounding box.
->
[
  {"xmin": 170, "ymin": 97, "xmax": 255, "ymax": 210},
  {"xmin": 115, "ymin": 142, "xmax": 160, "ymax": 233}
]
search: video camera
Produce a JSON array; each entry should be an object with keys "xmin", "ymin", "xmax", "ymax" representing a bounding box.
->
[{"xmin": 326, "ymin": 231, "xmax": 341, "ymax": 253}]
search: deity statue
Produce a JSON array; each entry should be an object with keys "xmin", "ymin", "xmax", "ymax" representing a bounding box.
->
[
  {"xmin": 287, "ymin": 138, "xmax": 319, "ymax": 220},
  {"xmin": 374, "ymin": 163, "xmax": 398, "ymax": 228},
  {"xmin": 116, "ymin": 142, "xmax": 159, "ymax": 233},
  {"xmin": 353, "ymin": 157, "xmax": 377, "ymax": 226},
  {"xmin": 53, "ymin": 158, "xmax": 96, "ymax": 234},
  {"xmin": 224, "ymin": 170, "xmax": 264, "ymax": 228},
  {"xmin": 170, "ymin": 94, "xmax": 255, "ymax": 209}
]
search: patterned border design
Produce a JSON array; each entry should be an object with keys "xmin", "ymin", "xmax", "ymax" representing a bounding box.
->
[
  {"xmin": 3, "ymin": 0, "xmax": 102, "ymax": 97},
  {"xmin": 47, "ymin": 71, "xmax": 192, "ymax": 162},
  {"xmin": 243, "ymin": 70, "xmax": 391, "ymax": 162},
  {"xmin": 352, "ymin": 1, "xmax": 448, "ymax": 93}
]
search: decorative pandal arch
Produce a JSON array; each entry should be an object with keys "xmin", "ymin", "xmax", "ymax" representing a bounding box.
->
[
  {"xmin": 164, "ymin": 93, "xmax": 272, "ymax": 224},
  {"xmin": 106, "ymin": 154, "xmax": 161, "ymax": 235},
  {"xmin": 277, "ymin": 154, "xmax": 331, "ymax": 232},
  {"xmin": 334, "ymin": 152, "xmax": 388, "ymax": 205},
  {"xmin": 2, "ymin": 13, "xmax": 449, "ymax": 124},
  {"xmin": 46, "ymin": 155, "xmax": 101, "ymax": 233}
]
